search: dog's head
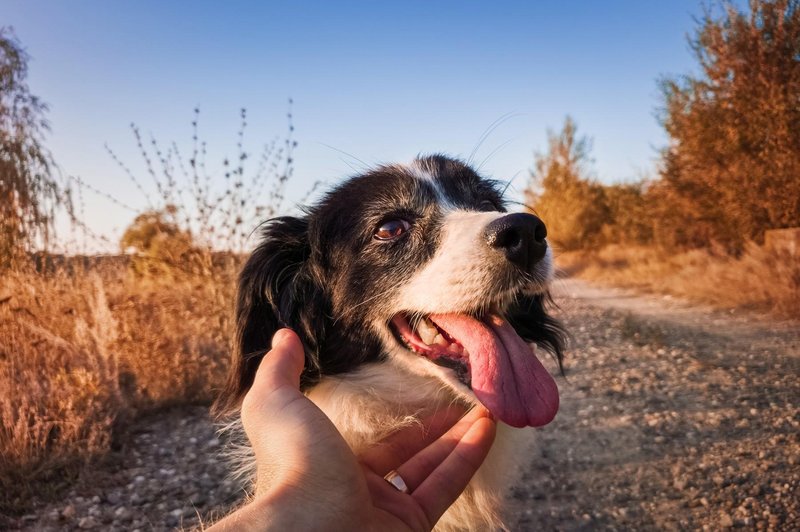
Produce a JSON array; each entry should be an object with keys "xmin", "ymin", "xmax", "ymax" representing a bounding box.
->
[{"xmin": 214, "ymin": 154, "xmax": 566, "ymax": 427}]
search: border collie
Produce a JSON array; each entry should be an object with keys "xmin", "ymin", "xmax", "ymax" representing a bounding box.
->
[{"xmin": 214, "ymin": 154, "xmax": 566, "ymax": 530}]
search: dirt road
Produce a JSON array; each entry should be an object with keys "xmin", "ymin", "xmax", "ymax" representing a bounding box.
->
[
  {"xmin": 12, "ymin": 279, "xmax": 799, "ymax": 530},
  {"xmin": 508, "ymin": 279, "xmax": 799, "ymax": 530}
]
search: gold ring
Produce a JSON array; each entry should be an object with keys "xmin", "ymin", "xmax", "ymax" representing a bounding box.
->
[{"xmin": 383, "ymin": 469, "xmax": 409, "ymax": 493}]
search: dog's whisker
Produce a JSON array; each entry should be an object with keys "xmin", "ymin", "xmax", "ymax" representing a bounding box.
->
[
  {"xmin": 346, "ymin": 291, "xmax": 393, "ymax": 315},
  {"xmin": 476, "ymin": 137, "xmax": 515, "ymax": 173},
  {"xmin": 318, "ymin": 142, "xmax": 371, "ymax": 172},
  {"xmin": 468, "ymin": 112, "xmax": 520, "ymax": 165}
]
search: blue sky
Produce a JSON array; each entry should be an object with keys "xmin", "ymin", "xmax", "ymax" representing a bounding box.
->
[{"xmin": 2, "ymin": 1, "xmax": 706, "ymax": 251}]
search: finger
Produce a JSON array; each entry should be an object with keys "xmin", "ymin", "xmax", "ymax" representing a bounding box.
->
[
  {"xmin": 363, "ymin": 471, "xmax": 432, "ymax": 532},
  {"xmin": 358, "ymin": 405, "xmax": 467, "ymax": 474},
  {"xmin": 255, "ymin": 328, "xmax": 304, "ymax": 392},
  {"xmin": 390, "ymin": 406, "xmax": 490, "ymax": 492},
  {"xmin": 412, "ymin": 416, "xmax": 497, "ymax": 526},
  {"xmin": 241, "ymin": 329, "xmax": 304, "ymax": 415}
]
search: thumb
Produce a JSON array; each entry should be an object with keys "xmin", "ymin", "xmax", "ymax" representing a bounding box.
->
[{"xmin": 242, "ymin": 328, "xmax": 305, "ymax": 413}]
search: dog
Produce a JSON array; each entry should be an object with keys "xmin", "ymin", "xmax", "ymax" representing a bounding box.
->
[{"xmin": 214, "ymin": 154, "xmax": 566, "ymax": 530}]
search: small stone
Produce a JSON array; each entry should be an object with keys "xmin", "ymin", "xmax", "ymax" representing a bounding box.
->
[
  {"xmin": 720, "ymin": 512, "xmax": 734, "ymax": 528},
  {"xmin": 114, "ymin": 507, "xmax": 133, "ymax": 521},
  {"xmin": 62, "ymin": 505, "xmax": 77, "ymax": 519},
  {"xmin": 78, "ymin": 516, "xmax": 98, "ymax": 529}
]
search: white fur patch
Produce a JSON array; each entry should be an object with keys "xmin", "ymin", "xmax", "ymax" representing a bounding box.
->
[
  {"xmin": 395, "ymin": 210, "xmax": 553, "ymax": 314},
  {"xmin": 404, "ymin": 160, "xmax": 457, "ymax": 211}
]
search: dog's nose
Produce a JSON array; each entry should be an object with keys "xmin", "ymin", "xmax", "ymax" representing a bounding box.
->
[{"xmin": 483, "ymin": 213, "xmax": 548, "ymax": 270}]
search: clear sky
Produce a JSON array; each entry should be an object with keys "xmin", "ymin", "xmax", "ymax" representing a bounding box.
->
[{"xmin": 2, "ymin": 1, "xmax": 706, "ymax": 251}]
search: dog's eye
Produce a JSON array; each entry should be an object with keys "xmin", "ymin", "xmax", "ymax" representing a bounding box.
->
[
  {"xmin": 374, "ymin": 219, "xmax": 411, "ymax": 240},
  {"xmin": 479, "ymin": 200, "xmax": 499, "ymax": 212}
]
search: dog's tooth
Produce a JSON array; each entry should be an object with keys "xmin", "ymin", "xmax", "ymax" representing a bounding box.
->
[
  {"xmin": 416, "ymin": 318, "xmax": 438, "ymax": 344},
  {"xmin": 434, "ymin": 334, "xmax": 449, "ymax": 347},
  {"xmin": 447, "ymin": 343, "xmax": 463, "ymax": 355}
]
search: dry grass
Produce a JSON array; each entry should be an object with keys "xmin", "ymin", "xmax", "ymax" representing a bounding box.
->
[
  {"xmin": 556, "ymin": 243, "xmax": 800, "ymax": 318},
  {"xmin": 0, "ymin": 259, "xmax": 238, "ymax": 514}
]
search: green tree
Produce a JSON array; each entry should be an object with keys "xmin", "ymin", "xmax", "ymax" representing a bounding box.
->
[
  {"xmin": 526, "ymin": 117, "xmax": 609, "ymax": 250},
  {"xmin": 656, "ymin": 0, "xmax": 800, "ymax": 250},
  {"xmin": 0, "ymin": 27, "xmax": 67, "ymax": 266}
]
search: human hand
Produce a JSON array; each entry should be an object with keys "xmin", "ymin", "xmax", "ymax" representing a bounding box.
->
[{"xmin": 208, "ymin": 328, "xmax": 497, "ymax": 531}]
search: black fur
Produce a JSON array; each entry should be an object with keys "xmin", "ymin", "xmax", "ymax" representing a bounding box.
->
[{"xmin": 506, "ymin": 293, "xmax": 567, "ymax": 373}]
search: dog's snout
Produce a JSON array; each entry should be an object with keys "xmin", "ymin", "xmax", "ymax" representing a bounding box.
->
[{"xmin": 483, "ymin": 213, "xmax": 548, "ymax": 270}]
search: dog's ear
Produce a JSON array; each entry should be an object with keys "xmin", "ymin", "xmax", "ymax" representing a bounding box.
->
[
  {"xmin": 507, "ymin": 292, "xmax": 568, "ymax": 374},
  {"xmin": 212, "ymin": 216, "xmax": 322, "ymax": 417}
]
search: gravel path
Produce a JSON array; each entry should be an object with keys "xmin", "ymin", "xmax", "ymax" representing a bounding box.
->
[
  {"xmin": 509, "ymin": 279, "xmax": 799, "ymax": 531},
  {"xmin": 9, "ymin": 279, "xmax": 799, "ymax": 530}
]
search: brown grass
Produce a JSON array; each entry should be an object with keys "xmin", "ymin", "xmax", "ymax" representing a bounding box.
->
[
  {"xmin": 0, "ymin": 259, "xmax": 238, "ymax": 514},
  {"xmin": 556, "ymin": 243, "xmax": 800, "ymax": 318}
]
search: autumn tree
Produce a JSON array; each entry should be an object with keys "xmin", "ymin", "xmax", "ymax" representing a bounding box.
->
[
  {"xmin": 120, "ymin": 205, "xmax": 207, "ymax": 277},
  {"xmin": 655, "ymin": 0, "xmax": 800, "ymax": 251},
  {"xmin": 526, "ymin": 117, "xmax": 609, "ymax": 250},
  {"xmin": 0, "ymin": 28, "xmax": 68, "ymax": 266},
  {"xmin": 602, "ymin": 181, "xmax": 653, "ymax": 245}
]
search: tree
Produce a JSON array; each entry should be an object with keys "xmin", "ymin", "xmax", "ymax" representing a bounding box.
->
[
  {"xmin": 656, "ymin": 0, "xmax": 800, "ymax": 250},
  {"xmin": 120, "ymin": 205, "xmax": 207, "ymax": 277},
  {"xmin": 0, "ymin": 27, "xmax": 67, "ymax": 265},
  {"xmin": 526, "ymin": 117, "xmax": 609, "ymax": 250},
  {"xmin": 602, "ymin": 181, "xmax": 654, "ymax": 245}
]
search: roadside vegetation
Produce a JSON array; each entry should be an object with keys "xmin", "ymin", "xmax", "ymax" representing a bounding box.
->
[
  {"xmin": 0, "ymin": 27, "xmax": 297, "ymax": 514},
  {"xmin": 526, "ymin": 0, "xmax": 800, "ymax": 317}
]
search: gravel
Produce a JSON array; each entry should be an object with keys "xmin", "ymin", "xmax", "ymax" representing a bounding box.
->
[
  {"xmin": 507, "ymin": 279, "xmax": 799, "ymax": 531},
  {"xmin": 6, "ymin": 407, "xmax": 242, "ymax": 531},
  {"xmin": 7, "ymin": 279, "xmax": 799, "ymax": 530}
]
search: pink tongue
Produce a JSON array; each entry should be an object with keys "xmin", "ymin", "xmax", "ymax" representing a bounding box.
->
[{"xmin": 429, "ymin": 313, "xmax": 559, "ymax": 427}]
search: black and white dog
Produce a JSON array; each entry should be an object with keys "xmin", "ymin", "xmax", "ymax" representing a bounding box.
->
[{"xmin": 215, "ymin": 154, "xmax": 566, "ymax": 530}]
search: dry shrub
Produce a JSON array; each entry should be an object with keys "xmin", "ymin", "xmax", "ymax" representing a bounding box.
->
[
  {"xmin": 1, "ymin": 269, "xmax": 119, "ymax": 512},
  {"xmin": 108, "ymin": 259, "xmax": 238, "ymax": 407},
  {"xmin": 0, "ymin": 258, "xmax": 238, "ymax": 514},
  {"xmin": 557, "ymin": 243, "xmax": 800, "ymax": 317},
  {"xmin": 526, "ymin": 117, "xmax": 609, "ymax": 250}
]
